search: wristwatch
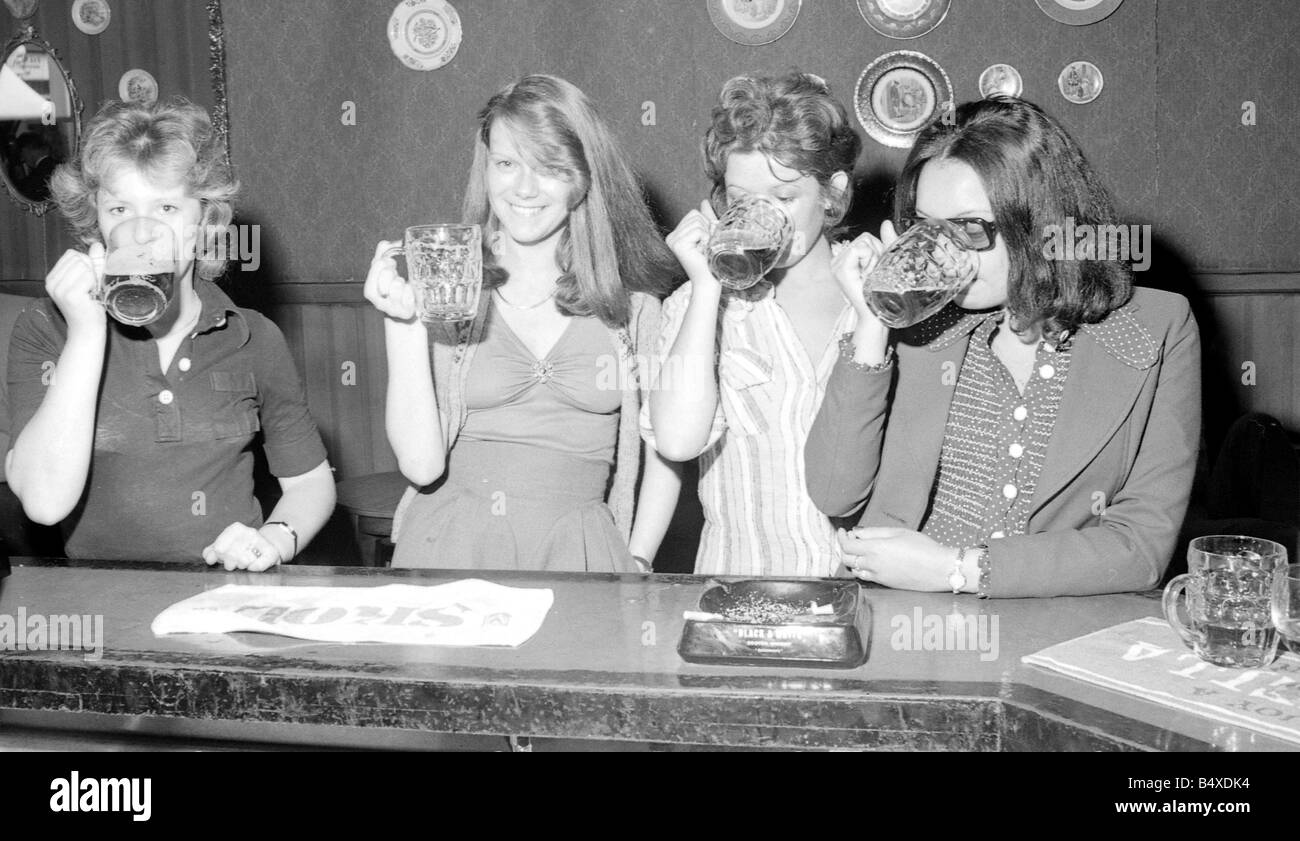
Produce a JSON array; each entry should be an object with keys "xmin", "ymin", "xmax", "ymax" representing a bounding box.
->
[{"xmin": 948, "ymin": 547, "xmax": 967, "ymax": 594}]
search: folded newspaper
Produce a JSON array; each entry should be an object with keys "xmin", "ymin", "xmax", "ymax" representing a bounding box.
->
[
  {"xmin": 151, "ymin": 580, "xmax": 554, "ymax": 647},
  {"xmin": 1023, "ymin": 617, "xmax": 1300, "ymax": 745}
]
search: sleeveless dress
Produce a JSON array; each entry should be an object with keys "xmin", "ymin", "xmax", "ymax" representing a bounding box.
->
[{"xmin": 390, "ymin": 300, "xmax": 634, "ymax": 572}]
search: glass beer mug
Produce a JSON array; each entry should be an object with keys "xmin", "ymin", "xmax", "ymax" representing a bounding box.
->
[
  {"xmin": 383, "ymin": 224, "xmax": 483, "ymax": 322},
  {"xmin": 99, "ymin": 217, "xmax": 179, "ymax": 327},
  {"xmin": 1163, "ymin": 535, "xmax": 1285, "ymax": 668},
  {"xmin": 706, "ymin": 194, "xmax": 795, "ymax": 291},
  {"xmin": 863, "ymin": 218, "xmax": 978, "ymax": 329}
]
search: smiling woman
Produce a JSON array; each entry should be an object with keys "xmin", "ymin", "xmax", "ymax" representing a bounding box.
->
[{"xmin": 364, "ymin": 74, "xmax": 684, "ymax": 575}]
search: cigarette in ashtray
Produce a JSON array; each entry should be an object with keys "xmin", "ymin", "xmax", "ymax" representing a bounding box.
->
[{"xmin": 683, "ymin": 602, "xmax": 834, "ymax": 622}]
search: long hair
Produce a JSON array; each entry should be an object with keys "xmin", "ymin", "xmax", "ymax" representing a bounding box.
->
[
  {"xmin": 50, "ymin": 97, "xmax": 238, "ymax": 281},
  {"xmin": 893, "ymin": 96, "xmax": 1133, "ymax": 339},
  {"xmin": 703, "ymin": 71, "xmax": 861, "ymax": 238},
  {"xmin": 462, "ymin": 75, "xmax": 679, "ymax": 327}
]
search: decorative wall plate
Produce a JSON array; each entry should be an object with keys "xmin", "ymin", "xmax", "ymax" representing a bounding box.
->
[
  {"xmin": 1035, "ymin": 0, "xmax": 1123, "ymax": 26},
  {"xmin": 855, "ymin": 0, "xmax": 952, "ymax": 40},
  {"xmin": 387, "ymin": 0, "xmax": 462, "ymax": 71},
  {"xmin": 118, "ymin": 68, "xmax": 157, "ymax": 105},
  {"xmin": 707, "ymin": 0, "xmax": 802, "ymax": 46},
  {"xmin": 854, "ymin": 50, "xmax": 952, "ymax": 148},
  {"xmin": 978, "ymin": 63, "xmax": 1023, "ymax": 99},
  {"xmin": 1058, "ymin": 59, "xmax": 1103, "ymax": 104},
  {"xmin": 71, "ymin": 0, "xmax": 109, "ymax": 35}
]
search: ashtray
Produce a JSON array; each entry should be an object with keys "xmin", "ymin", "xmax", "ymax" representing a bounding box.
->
[{"xmin": 677, "ymin": 579, "xmax": 871, "ymax": 668}]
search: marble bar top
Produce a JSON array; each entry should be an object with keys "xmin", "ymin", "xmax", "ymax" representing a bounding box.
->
[{"xmin": 0, "ymin": 558, "xmax": 1289, "ymax": 751}]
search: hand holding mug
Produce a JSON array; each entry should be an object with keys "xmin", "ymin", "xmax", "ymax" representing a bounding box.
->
[
  {"xmin": 832, "ymin": 230, "xmax": 887, "ymax": 318},
  {"xmin": 364, "ymin": 240, "xmax": 420, "ymax": 323},
  {"xmin": 667, "ymin": 200, "xmax": 719, "ymax": 290},
  {"xmin": 45, "ymin": 245, "xmax": 107, "ymax": 335}
]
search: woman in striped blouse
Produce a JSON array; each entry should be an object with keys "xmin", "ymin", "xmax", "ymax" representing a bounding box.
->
[{"xmin": 644, "ymin": 72, "xmax": 865, "ymax": 577}]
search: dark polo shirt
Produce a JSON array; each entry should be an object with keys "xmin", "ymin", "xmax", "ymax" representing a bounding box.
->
[{"xmin": 5, "ymin": 279, "xmax": 328, "ymax": 560}]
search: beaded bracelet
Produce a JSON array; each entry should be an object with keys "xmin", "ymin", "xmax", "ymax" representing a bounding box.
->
[{"xmin": 837, "ymin": 332, "xmax": 895, "ymax": 373}]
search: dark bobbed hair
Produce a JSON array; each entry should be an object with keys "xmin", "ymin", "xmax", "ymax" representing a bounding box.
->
[
  {"xmin": 49, "ymin": 97, "xmax": 237, "ymax": 281},
  {"xmin": 703, "ymin": 71, "xmax": 862, "ymax": 237},
  {"xmin": 894, "ymin": 96, "xmax": 1133, "ymax": 339},
  {"xmin": 462, "ymin": 74, "xmax": 680, "ymax": 327}
]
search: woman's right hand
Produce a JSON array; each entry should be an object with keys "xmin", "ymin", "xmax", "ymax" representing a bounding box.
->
[
  {"xmin": 666, "ymin": 201, "xmax": 720, "ymax": 291},
  {"xmin": 364, "ymin": 240, "xmax": 420, "ymax": 323},
  {"xmin": 46, "ymin": 245, "xmax": 106, "ymax": 335},
  {"xmin": 832, "ymin": 231, "xmax": 885, "ymax": 319}
]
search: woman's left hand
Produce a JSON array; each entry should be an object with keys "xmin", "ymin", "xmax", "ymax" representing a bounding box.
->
[
  {"xmin": 837, "ymin": 527, "xmax": 953, "ymax": 591},
  {"xmin": 202, "ymin": 522, "xmax": 283, "ymax": 572}
]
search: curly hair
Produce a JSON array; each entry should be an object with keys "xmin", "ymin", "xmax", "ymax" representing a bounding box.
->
[
  {"xmin": 462, "ymin": 75, "xmax": 680, "ymax": 327},
  {"xmin": 703, "ymin": 71, "xmax": 862, "ymax": 236},
  {"xmin": 49, "ymin": 97, "xmax": 238, "ymax": 281},
  {"xmin": 893, "ymin": 96, "xmax": 1133, "ymax": 339}
]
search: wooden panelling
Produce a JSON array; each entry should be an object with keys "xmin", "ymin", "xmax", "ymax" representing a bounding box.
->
[
  {"xmin": 265, "ymin": 302, "xmax": 396, "ymax": 482},
  {"xmin": 5, "ymin": 278, "xmax": 1300, "ymax": 476},
  {"xmin": 1200, "ymin": 294, "xmax": 1300, "ymax": 433}
]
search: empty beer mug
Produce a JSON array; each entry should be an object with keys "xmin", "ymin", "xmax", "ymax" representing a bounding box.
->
[
  {"xmin": 99, "ymin": 217, "xmax": 179, "ymax": 327},
  {"xmin": 383, "ymin": 224, "xmax": 483, "ymax": 322},
  {"xmin": 706, "ymin": 194, "xmax": 795, "ymax": 291},
  {"xmin": 863, "ymin": 218, "xmax": 978, "ymax": 329}
]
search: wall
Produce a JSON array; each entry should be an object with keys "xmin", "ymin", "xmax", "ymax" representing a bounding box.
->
[{"xmin": 213, "ymin": 0, "xmax": 1299, "ymax": 281}]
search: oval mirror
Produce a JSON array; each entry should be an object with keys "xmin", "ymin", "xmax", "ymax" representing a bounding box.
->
[{"xmin": 0, "ymin": 26, "xmax": 83, "ymax": 216}]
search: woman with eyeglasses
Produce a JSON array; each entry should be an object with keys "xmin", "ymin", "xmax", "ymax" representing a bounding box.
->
[{"xmin": 806, "ymin": 96, "xmax": 1201, "ymax": 597}]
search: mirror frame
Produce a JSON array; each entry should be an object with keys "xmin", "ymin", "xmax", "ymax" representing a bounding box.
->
[
  {"xmin": 0, "ymin": 24, "xmax": 83, "ymax": 216},
  {"xmin": 207, "ymin": 0, "xmax": 231, "ymax": 172}
]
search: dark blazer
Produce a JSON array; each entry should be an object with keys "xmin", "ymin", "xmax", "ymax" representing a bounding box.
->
[{"xmin": 805, "ymin": 287, "xmax": 1201, "ymax": 597}]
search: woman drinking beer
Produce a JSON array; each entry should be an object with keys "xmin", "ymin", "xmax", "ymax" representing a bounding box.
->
[
  {"xmin": 5, "ymin": 98, "xmax": 335, "ymax": 568},
  {"xmin": 806, "ymin": 96, "xmax": 1200, "ymax": 597},
  {"xmin": 645, "ymin": 71, "xmax": 864, "ymax": 577}
]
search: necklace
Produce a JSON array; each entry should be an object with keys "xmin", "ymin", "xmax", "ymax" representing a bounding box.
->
[{"xmin": 494, "ymin": 286, "xmax": 557, "ymax": 310}]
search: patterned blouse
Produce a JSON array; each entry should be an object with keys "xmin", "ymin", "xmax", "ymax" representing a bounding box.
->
[
  {"xmin": 922, "ymin": 310, "xmax": 1074, "ymax": 551},
  {"xmin": 642, "ymin": 281, "xmax": 856, "ymax": 577}
]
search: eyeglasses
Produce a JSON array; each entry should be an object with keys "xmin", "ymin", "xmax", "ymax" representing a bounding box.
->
[{"xmin": 898, "ymin": 215, "xmax": 999, "ymax": 251}]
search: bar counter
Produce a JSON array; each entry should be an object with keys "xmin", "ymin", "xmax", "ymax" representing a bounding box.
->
[{"xmin": 0, "ymin": 558, "xmax": 1290, "ymax": 751}]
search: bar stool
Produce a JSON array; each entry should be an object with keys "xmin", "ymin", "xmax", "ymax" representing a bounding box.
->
[{"xmin": 335, "ymin": 472, "xmax": 408, "ymax": 567}]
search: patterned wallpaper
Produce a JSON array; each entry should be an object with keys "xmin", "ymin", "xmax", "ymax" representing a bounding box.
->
[
  {"xmin": 1158, "ymin": 2, "xmax": 1300, "ymax": 272},
  {"xmin": 223, "ymin": 0, "xmax": 1178, "ymax": 281},
  {"xmin": 6, "ymin": 1, "xmax": 1297, "ymax": 281}
]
